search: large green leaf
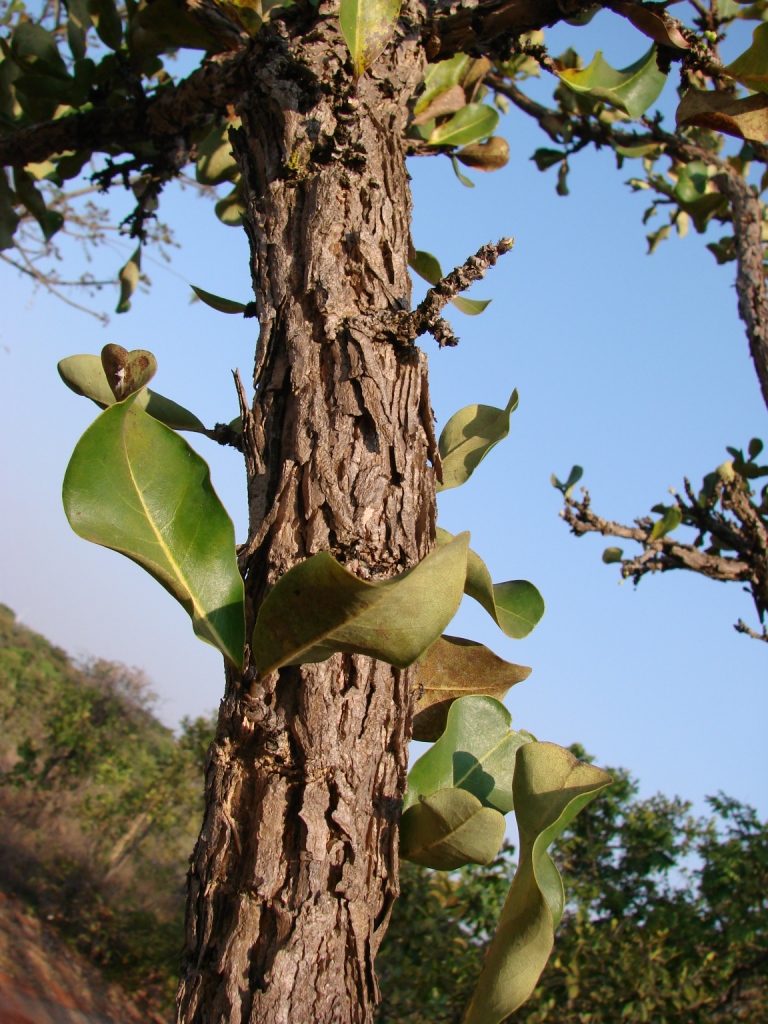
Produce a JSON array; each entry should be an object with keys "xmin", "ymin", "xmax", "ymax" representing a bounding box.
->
[
  {"xmin": 461, "ymin": 743, "xmax": 612, "ymax": 1024},
  {"xmin": 428, "ymin": 103, "xmax": 499, "ymax": 147},
  {"xmin": 437, "ymin": 390, "xmax": 518, "ymax": 491},
  {"xmin": 557, "ymin": 45, "xmax": 666, "ymax": 118},
  {"xmin": 57, "ymin": 354, "xmax": 207, "ymax": 433},
  {"xmin": 400, "ymin": 788, "xmax": 506, "ymax": 870},
  {"xmin": 251, "ymin": 533, "xmax": 470, "ymax": 675},
  {"xmin": 405, "ymin": 695, "xmax": 534, "ymax": 815},
  {"xmin": 339, "ymin": 0, "xmax": 401, "ymax": 79},
  {"xmin": 723, "ymin": 21, "xmax": 768, "ymax": 93},
  {"xmin": 413, "ymin": 636, "xmax": 531, "ymax": 742},
  {"xmin": 63, "ymin": 395, "xmax": 245, "ymax": 669},
  {"xmin": 437, "ymin": 528, "xmax": 545, "ymax": 639}
]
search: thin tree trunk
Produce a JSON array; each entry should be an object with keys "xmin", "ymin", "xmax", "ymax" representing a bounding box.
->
[{"xmin": 177, "ymin": 10, "xmax": 436, "ymax": 1023}]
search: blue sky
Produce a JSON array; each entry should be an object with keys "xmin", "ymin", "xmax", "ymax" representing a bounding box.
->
[{"xmin": 1, "ymin": 8, "xmax": 766, "ymax": 818}]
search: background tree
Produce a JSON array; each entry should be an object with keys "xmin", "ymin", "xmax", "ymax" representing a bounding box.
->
[{"xmin": 2, "ymin": 1, "xmax": 768, "ymax": 1022}]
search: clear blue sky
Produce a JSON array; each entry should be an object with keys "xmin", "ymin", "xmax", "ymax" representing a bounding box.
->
[{"xmin": 1, "ymin": 9, "xmax": 766, "ymax": 819}]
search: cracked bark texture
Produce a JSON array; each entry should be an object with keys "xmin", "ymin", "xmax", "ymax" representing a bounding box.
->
[{"xmin": 176, "ymin": 11, "xmax": 435, "ymax": 1024}]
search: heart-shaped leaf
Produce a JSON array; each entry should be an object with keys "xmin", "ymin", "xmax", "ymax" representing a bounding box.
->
[
  {"xmin": 405, "ymin": 695, "xmax": 534, "ymax": 815},
  {"xmin": 428, "ymin": 103, "xmax": 500, "ymax": 147},
  {"xmin": 63, "ymin": 395, "xmax": 245, "ymax": 669},
  {"xmin": 400, "ymin": 788, "xmax": 506, "ymax": 870},
  {"xmin": 676, "ymin": 86, "xmax": 768, "ymax": 143},
  {"xmin": 101, "ymin": 344, "xmax": 157, "ymax": 400},
  {"xmin": 437, "ymin": 390, "xmax": 518, "ymax": 491},
  {"xmin": 413, "ymin": 636, "xmax": 531, "ymax": 742},
  {"xmin": 251, "ymin": 533, "xmax": 470, "ymax": 675},
  {"xmin": 339, "ymin": 0, "xmax": 401, "ymax": 79},
  {"xmin": 437, "ymin": 528, "xmax": 545, "ymax": 639},
  {"xmin": 58, "ymin": 354, "xmax": 207, "ymax": 433},
  {"xmin": 461, "ymin": 743, "xmax": 612, "ymax": 1024},
  {"xmin": 557, "ymin": 45, "xmax": 666, "ymax": 119},
  {"xmin": 191, "ymin": 284, "xmax": 248, "ymax": 314}
]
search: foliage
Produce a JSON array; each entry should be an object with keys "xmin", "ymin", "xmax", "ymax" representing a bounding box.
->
[{"xmin": 376, "ymin": 751, "xmax": 768, "ymax": 1024}]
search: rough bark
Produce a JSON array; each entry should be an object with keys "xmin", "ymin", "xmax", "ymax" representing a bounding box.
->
[{"xmin": 176, "ymin": 11, "xmax": 436, "ymax": 1024}]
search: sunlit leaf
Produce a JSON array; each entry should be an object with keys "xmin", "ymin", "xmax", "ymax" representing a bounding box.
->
[
  {"xmin": 57, "ymin": 354, "xmax": 207, "ymax": 433},
  {"xmin": 400, "ymin": 788, "xmax": 506, "ymax": 870},
  {"xmin": 650, "ymin": 506, "xmax": 683, "ymax": 541},
  {"xmin": 405, "ymin": 695, "xmax": 534, "ymax": 815},
  {"xmin": 409, "ymin": 248, "xmax": 491, "ymax": 315},
  {"xmin": 436, "ymin": 529, "xmax": 545, "ymax": 640},
  {"xmin": 416, "ymin": 54, "xmax": 470, "ymax": 115},
  {"xmin": 251, "ymin": 533, "xmax": 470, "ymax": 675},
  {"xmin": 723, "ymin": 21, "xmax": 768, "ymax": 93},
  {"xmin": 101, "ymin": 344, "xmax": 156, "ymax": 400},
  {"xmin": 456, "ymin": 137, "xmax": 510, "ymax": 172},
  {"xmin": 461, "ymin": 743, "xmax": 611, "ymax": 1024},
  {"xmin": 602, "ymin": 546, "xmax": 624, "ymax": 564},
  {"xmin": 436, "ymin": 390, "xmax": 518, "ymax": 491},
  {"xmin": 413, "ymin": 636, "xmax": 531, "ymax": 742},
  {"xmin": 339, "ymin": 0, "xmax": 401, "ymax": 79},
  {"xmin": 63, "ymin": 395, "xmax": 245, "ymax": 669},
  {"xmin": 676, "ymin": 86, "xmax": 768, "ymax": 143},
  {"xmin": 191, "ymin": 284, "xmax": 248, "ymax": 314},
  {"xmin": 557, "ymin": 45, "xmax": 666, "ymax": 118},
  {"xmin": 116, "ymin": 245, "xmax": 141, "ymax": 314},
  {"xmin": 551, "ymin": 464, "xmax": 583, "ymax": 498},
  {"xmin": 428, "ymin": 103, "xmax": 499, "ymax": 147}
]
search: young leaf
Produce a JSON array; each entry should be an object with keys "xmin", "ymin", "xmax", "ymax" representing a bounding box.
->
[
  {"xmin": 63, "ymin": 395, "xmax": 245, "ymax": 669},
  {"xmin": 551, "ymin": 464, "xmax": 583, "ymax": 498},
  {"xmin": 437, "ymin": 390, "xmax": 519, "ymax": 491},
  {"xmin": 191, "ymin": 284, "xmax": 248, "ymax": 314},
  {"xmin": 650, "ymin": 506, "xmax": 682, "ymax": 541},
  {"xmin": 437, "ymin": 528, "xmax": 545, "ymax": 639},
  {"xmin": 57, "ymin": 354, "xmax": 207, "ymax": 433},
  {"xmin": 251, "ymin": 532, "xmax": 470, "ymax": 675},
  {"xmin": 339, "ymin": 0, "xmax": 401, "ymax": 79},
  {"xmin": 413, "ymin": 636, "xmax": 531, "ymax": 742},
  {"xmin": 676, "ymin": 87, "xmax": 768, "ymax": 144},
  {"xmin": 409, "ymin": 248, "xmax": 491, "ymax": 316},
  {"xmin": 400, "ymin": 788, "xmax": 506, "ymax": 870},
  {"xmin": 461, "ymin": 743, "xmax": 612, "ymax": 1024},
  {"xmin": 405, "ymin": 695, "xmax": 534, "ymax": 815},
  {"xmin": 428, "ymin": 103, "xmax": 499, "ymax": 147},
  {"xmin": 116, "ymin": 245, "xmax": 141, "ymax": 314},
  {"xmin": 557, "ymin": 45, "xmax": 666, "ymax": 119}
]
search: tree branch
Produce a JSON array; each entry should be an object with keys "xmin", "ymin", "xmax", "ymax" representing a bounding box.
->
[{"xmin": 429, "ymin": 0, "xmax": 574, "ymax": 61}]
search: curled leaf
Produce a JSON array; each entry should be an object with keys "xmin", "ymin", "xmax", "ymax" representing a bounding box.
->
[
  {"xmin": 676, "ymin": 86, "xmax": 768, "ymax": 143},
  {"xmin": 437, "ymin": 390, "xmax": 518, "ymax": 491},
  {"xmin": 63, "ymin": 396, "xmax": 245, "ymax": 669},
  {"xmin": 251, "ymin": 533, "xmax": 470, "ymax": 675},
  {"xmin": 400, "ymin": 788, "xmax": 506, "ymax": 870},
  {"xmin": 413, "ymin": 635, "xmax": 531, "ymax": 742},
  {"xmin": 456, "ymin": 137, "xmax": 510, "ymax": 172},
  {"xmin": 557, "ymin": 45, "xmax": 666, "ymax": 119},
  {"xmin": 612, "ymin": 1, "xmax": 689, "ymax": 50},
  {"xmin": 461, "ymin": 743, "xmax": 611, "ymax": 1024}
]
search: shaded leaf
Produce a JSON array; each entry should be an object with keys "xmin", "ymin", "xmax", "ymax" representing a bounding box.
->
[
  {"xmin": 749, "ymin": 437, "xmax": 764, "ymax": 459},
  {"xmin": 400, "ymin": 788, "xmax": 506, "ymax": 870},
  {"xmin": 339, "ymin": 0, "xmax": 401, "ymax": 79},
  {"xmin": 456, "ymin": 137, "xmax": 510, "ymax": 171},
  {"xmin": 0, "ymin": 170, "xmax": 19, "ymax": 250},
  {"xmin": 66, "ymin": 0, "xmax": 92, "ymax": 60},
  {"xmin": 650, "ymin": 506, "xmax": 683, "ymax": 541},
  {"xmin": 557, "ymin": 45, "xmax": 666, "ymax": 118},
  {"xmin": 461, "ymin": 743, "xmax": 612, "ymax": 1024},
  {"xmin": 116, "ymin": 245, "xmax": 141, "ymax": 314},
  {"xmin": 413, "ymin": 83, "xmax": 466, "ymax": 125},
  {"xmin": 428, "ymin": 103, "xmax": 500, "ymax": 147},
  {"xmin": 215, "ymin": 0, "xmax": 262, "ymax": 36},
  {"xmin": 676, "ymin": 86, "xmax": 768, "ymax": 143},
  {"xmin": 215, "ymin": 180, "xmax": 246, "ymax": 226},
  {"xmin": 602, "ymin": 546, "xmax": 624, "ymax": 564},
  {"xmin": 196, "ymin": 123, "xmax": 239, "ymax": 186},
  {"xmin": 191, "ymin": 284, "xmax": 248, "ymax": 314},
  {"xmin": 723, "ymin": 21, "xmax": 768, "ymax": 93},
  {"xmin": 57, "ymin": 354, "xmax": 207, "ymax": 433},
  {"xmin": 88, "ymin": 0, "xmax": 123, "ymax": 50},
  {"xmin": 251, "ymin": 533, "xmax": 470, "ymax": 675},
  {"xmin": 437, "ymin": 390, "xmax": 518, "ymax": 491},
  {"xmin": 450, "ymin": 154, "xmax": 475, "ymax": 188},
  {"xmin": 437, "ymin": 528, "xmax": 546, "ymax": 640},
  {"xmin": 413, "ymin": 636, "xmax": 531, "ymax": 743},
  {"xmin": 63, "ymin": 395, "xmax": 245, "ymax": 669},
  {"xmin": 11, "ymin": 22, "xmax": 69, "ymax": 78},
  {"xmin": 551, "ymin": 464, "xmax": 583, "ymax": 499},
  {"xmin": 405, "ymin": 694, "xmax": 534, "ymax": 814},
  {"xmin": 532, "ymin": 148, "xmax": 566, "ymax": 171}
]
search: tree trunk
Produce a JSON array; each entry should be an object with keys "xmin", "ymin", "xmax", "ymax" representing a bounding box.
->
[{"xmin": 177, "ymin": 10, "xmax": 435, "ymax": 1023}]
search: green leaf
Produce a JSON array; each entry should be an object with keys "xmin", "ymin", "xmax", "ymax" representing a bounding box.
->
[
  {"xmin": 415, "ymin": 54, "xmax": 470, "ymax": 117},
  {"xmin": 461, "ymin": 743, "xmax": 612, "ymax": 1024},
  {"xmin": 723, "ymin": 21, "xmax": 768, "ymax": 93},
  {"xmin": 0, "ymin": 170, "xmax": 19, "ymax": 250},
  {"xmin": 551, "ymin": 464, "xmax": 583, "ymax": 499},
  {"xmin": 557, "ymin": 45, "xmax": 666, "ymax": 119},
  {"xmin": 400, "ymin": 788, "xmax": 506, "ymax": 870},
  {"xmin": 413, "ymin": 636, "xmax": 531, "ymax": 743},
  {"xmin": 57, "ymin": 354, "xmax": 207, "ymax": 433},
  {"xmin": 451, "ymin": 295, "xmax": 491, "ymax": 315},
  {"xmin": 339, "ymin": 0, "xmax": 401, "ymax": 79},
  {"xmin": 749, "ymin": 437, "xmax": 764, "ymax": 459},
  {"xmin": 88, "ymin": 0, "xmax": 123, "ymax": 50},
  {"xmin": 409, "ymin": 248, "xmax": 491, "ymax": 316},
  {"xmin": 66, "ymin": 0, "xmax": 92, "ymax": 60},
  {"xmin": 195, "ymin": 124, "xmax": 239, "ymax": 186},
  {"xmin": 215, "ymin": 180, "xmax": 246, "ymax": 226},
  {"xmin": 428, "ymin": 103, "xmax": 499, "ymax": 147},
  {"xmin": 436, "ymin": 528, "xmax": 545, "ymax": 639},
  {"xmin": 405, "ymin": 695, "xmax": 534, "ymax": 815},
  {"xmin": 116, "ymin": 245, "xmax": 141, "ymax": 314},
  {"xmin": 251, "ymin": 533, "xmax": 470, "ymax": 675},
  {"xmin": 437, "ymin": 390, "xmax": 518, "ymax": 491},
  {"xmin": 63, "ymin": 395, "xmax": 245, "ymax": 669},
  {"xmin": 450, "ymin": 154, "xmax": 475, "ymax": 188},
  {"xmin": 602, "ymin": 546, "xmax": 624, "ymax": 564},
  {"xmin": 650, "ymin": 506, "xmax": 682, "ymax": 541},
  {"xmin": 532, "ymin": 148, "xmax": 567, "ymax": 171},
  {"xmin": 191, "ymin": 284, "xmax": 248, "ymax": 314},
  {"xmin": 11, "ymin": 22, "xmax": 70, "ymax": 78}
]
